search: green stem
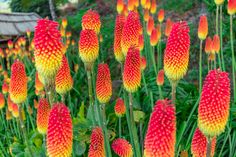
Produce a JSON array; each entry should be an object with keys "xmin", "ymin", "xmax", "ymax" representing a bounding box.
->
[
  {"xmin": 119, "ymin": 117, "xmax": 122, "ymax": 138},
  {"xmin": 171, "ymin": 81, "xmax": 177, "ymax": 105},
  {"xmin": 158, "ymin": 85, "xmax": 163, "ymax": 99},
  {"xmin": 216, "ymin": 5, "xmax": 219, "ymax": 35},
  {"xmin": 18, "ymin": 105, "xmax": 33, "ymax": 157},
  {"xmin": 220, "ymin": 5, "xmax": 225, "ymax": 71},
  {"xmin": 149, "ymin": 90, "xmax": 154, "ymax": 110},
  {"xmin": 230, "ymin": 15, "xmax": 236, "ymax": 103},
  {"xmin": 206, "ymin": 137, "xmax": 212, "ymax": 157},
  {"xmin": 141, "ymin": 73, "xmax": 149, "ymax": 96},
  {"xmin": 158, "ymin": 23, "xmax": 162, "ymax": 70},
  {"xmin": 151, "ymin": 46, "xmax": 157, "ymax": 74},
  {"xmin": 199, "ymin": 40, "xmax": 203, "ymax": 93}
]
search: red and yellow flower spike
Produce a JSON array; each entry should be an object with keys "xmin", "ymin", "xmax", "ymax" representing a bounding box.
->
[
  {"xmin": 164, "ymin": 21, "xmax": 190, "ymax": 81},
  {"xmin": 228, "ymin": 0, "xmax": 236, "ymax": 15},
  {"xmin": 88, "ymin": 127, "xmax": 105, "ymax": 157},
  {"xmin": 55, "ymin": 56, "xmax": 73, "ymax": 95},
  {"xmin": 47, "ymin": 103, "xmax": 73, "ymax": 157},
  {"xmin": 165, "ymin": 18, "xmax": 173, "ymax": 37},
  {"xmin": 96, "ymin": 63, "xmax": 112, "ymax": 104},
  {"xmin": 11, "ymin": 103, "xmax": 19, "ymax": 118},
  {"xmin": 35, "ymin": 72, "xmax": 44, "ymax": 92},
  {"xmin": 34, "ymin": 19, "xmax": 63, "ymax": 82},
  {"xmin": 122, "ymin": 4, "xmax": 129, "ymax": 17},
  {"xmin": 2, "ymin": 81, "xmax": 8, "ymax": 95},
  {"xmin": 114, "ymin": 15, "xmax": 126, "ymax": 62},
  {"xmin": 198, "ymin": 15, "xmax": 208, "ymax": 40},
  {"xmin": 198, "ymin": 70, "xmax": 230, "ymax": 137},
  {"xmin": 9, "ymin": 61, "xmax": 27, "ymax": 104},
  {"xmin": 0, "ymin": 93, "xmax": 5, "ymax": 109},
  {"xmin": 144, "ymin": 9, "xmax": 150, "ymax": 22},
  {"xmin": 112, "ymin": 138, "xmax": 133, "ymax": 157},
  {"xmin": 144, "ymin": 99, "xmax": 176, "ymax": 157},
  {"xmin": 121, "ymin": 11, "xmax": 141, "ymax": 56},
  {"xmin": 156, "ymin": 69, "xmax": 165, "ymax": 86},
  {"xmin": 214, "ymin": 0, "xmax": 225, "ymax": 5},
  {"xmin": 62, "ymin": 18, "xmax": 67, "ymax": 29},
  {"xmin": 147, "ymin": 16, "xmax": 154, "ymax": 36},
  {"xmin": 117, "ymin": 0, "xmax": 124, "ymax": 14},
  {"xmin": 205, "ymin": 37, "xmax": 212, "ymax": 54},
  {"xmin": 150, "ymin": 28, "xmax": 158, "ymax": 46},
  {"xmin": 82, "ymin": 9, "xmax": 101, "ymax": 34},
  {"xmin": 212, "ymin": 34, "xmax": 220, "ymax": 54},
  {"xmin": 123, "ymin": 47, "xmax": 141, "ymax": 93},
  {"xmin": 134, "ymin": 0, "xmax": 139, "ymax": 7},
  {"xmin": 158, "ymin": 9, "xmax": 165, "ymax": 23},
  {"xmin": 114, "ymin": 98, "xmax": 126, "ymax": 117},
  {"xmin": 79, "ymin": 29, "xmax": 99, "ymax": 64},
  {"xmin": 6, "ymin": 109, "xmax": 12, "ymax": 120},
  {"xmin": 141, "ymin": 56, "xmax": 147, "ymax": 71},
  {"xmin": 141, "ymin": 0, "xmax": 146, "ymax": 7},
  {"xmin": 128, "ymin": 0, "xmax": 135, "ymax": 11},
  {"xmin": 144, "ymin": 0, "xmax": 151, "ymax": 9},
  {"xmin": 150, "ymin": 0, "xmax": 157, "ymax": 14},
  {"xmin": 8, "ymin": 40, "xmax": 13, "ymax": 49},
  {"xmin": 37, "ymin": 98, "xmax": 51, "ymax": 134},
  {"xmin": 138, "ymin": 35, "xmax": 144, "ymax": 51},
  {"xmin": 7, "ymin": 95, "xmax": 14, "ymax": 112},
  {"xmin": 191, "ymin": 128, "xmax": 216, "ymax": 157}
]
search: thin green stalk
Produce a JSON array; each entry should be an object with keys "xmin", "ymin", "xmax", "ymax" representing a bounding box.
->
[
  {"xmin": 158, "ymin": 23, "xmax": 162, "ymax": 70},
  {"xmin": 206, "ymin": 137, "xmax": 212, "ymax": 157},
  {"xmin": 119, "ymin": 117, "xmax": 122, "ymax": 138},
  {"xmin": 149, "ymin": 91, "xmax": 154, "ymax": 110},
  {"xmin": 18, "ymin": 105, "xmax": 33, "ymax": 157},
  {"xmin": 230, "ymin": 15, "xmax": 236, "ymax": 103},
  {"xmin": 171, "ymin": 81, "xmax": 177, "ymax": 105},
  {"xmin": 151, "ymin": 46, "xmax": 157, "ymax": 74},
  {"xmin": 139, "ymin": 122, "xmax": 144, "ymax": 155},
  {"xmin": 220, "ymin": 5, "xmax": 225, "ymax": 71},
  {"xmin": 128, "ymin": 93, "xmax": 141, "ymax": 157},
  {"xmin": 217, "ymin": 53, "xmax": 222, "ymax": 70},
  {"xmin": 141, "ymin": 73, "xmax": 149, "ymax": 96},
  {"xmin": 207, "ymin": 58, "xmax": 210, "ymax": 72},
  {"xmin": 216, "ymin": 5, "xmax": 219, "ymax": 35},
  {"xmin": 199, "ymin": 40, "xmax": 203, "ymax": 93},
  {"xmin": 158, "ymin": 85, "xmax": 163, "ymax": 99}
]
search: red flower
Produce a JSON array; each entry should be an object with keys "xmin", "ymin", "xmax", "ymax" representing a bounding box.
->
[
  {"xmin": 112, "ymin": 138, "xmax": 133, "ymax": 157},
  {"xmin": 198, "ymin": 15, "xmax": 208, "ymax": 40},
  {"xmin": 114, "ymin": 98, "xmax": 126, "ymax": 117},
  {"xmin": 88, "ymin": 127, "xmax": 105, "ymax": 157},
  {"xmin": 37, "ymin": 98, "xmax": 50, "ymax": 134},
  {"xmin": 82, "ymin": 9, "xmax": 101, "ymax": 34}
]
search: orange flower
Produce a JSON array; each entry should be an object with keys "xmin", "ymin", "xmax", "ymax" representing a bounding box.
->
[
  {"xmin": 141, "ymin": 0, "xmax": 147, "ymax": 7},
  {"xmin": 79, "ymin": 29, "xmax": 99, "ymax": 64},
  {"xmin": 117, "ymin": 0, "xmax": 124, "ymax": 14},
  {"xmin": 212, "ymin": 34, "xmax": 220, "ymax": 54},
  {"xmin": 47, "ymin": 103, "xmax": 73, "ymax": 157},
  {"xmin": 82, "ymin": 9, "xmax": 101, "ymax": 34},
  {"xmin": 26, "ymin": 29, "xmax": 31, "ymax": 38},
  {"xmin": 9, "ymin": 61, "xmax": 27, "ymax": 104},
  {"xmin": 144, "ymin": 99, "xmax": 176, "ymax": 157},
  {"xmin": 147, "ymin": 16, "xmax": 154, "ymax": 36},
  {"xmin": 198, "ymin": 70, "xmax": 230, "ymax": 137},
  {"xmin": 191, "ymin": 128, "xmax": 216, "ymax": 157},
  {"xmin": 34, "ymin": 19, "xmax": 63, "ymax": 81},
  {"xmin": 205, "ymin": 37, "xmax": 212, "ymax": 54},
  {"xmin": 140, "ymin": 56, "xmax": 147, "ymax": 71},
  {"xmin": 37, "ymin": 98, "xmax": 50, "ymax": 134},
  {"xmin": 112, "ymin": 138, "xmax": 133, "ymax": 157},
  {"xmin": 123, "ymin": 47, "xmax": 141, "ymax": 93},
  {"xmin": 150, "ymin": 0, "xmax": 157, "ymax": 14},
  {"xmin": 208, "ymin": 53, "xmax": 215, "ymax": 61},
  {"xmin": 138, "ymin": 35, "xmax": 144, "ymax": 51},
  {"xmin": 96, "ymin": 64, "xmax": 112, "ymax": 104},
  {"xmin": 198, "ymin": 15, "xmax": 208, "ymax": 40},
  {"xmin": 122, "ymin": 4, "xmax": 129, "ymax": 17},
  {"xmin": 2, "ymin": 81, "xmax": 8, "ymax": 95},
  {"xmin": 114, "ymin": 98, "xmax": 126, "ymax": 117},
  {"xmin": 121, "ymin": 11, "xmax": 141, "ymax": 56},
  {"xmin": 144, "ymin": 0, "xmax": 151, "ymax": 9},
  {"xmin": 55, "ymin": 56, "xmax": 73, "ymax": 95},
  {"xmin": 133, "ymin": 0, "xmax": 139, "ymax": 7},
  {"xmin": 6, "ymin": 109, "xmax": 12, "ymax": 120},
  {"xmin": 62, "ymin": 18, "xmax": 67, "ymax": 28},
  {"xmin": 158, "ymin": 9, "xmax": 165, "ymax": 23},
  {"xmin": 7, "ymin": 95, "xmax": 14, "ymax": 112},
  {"xmin": 88, "ymin": 127, "xmax": 105, "ymax": 157},
  {"xmin": 156, "ymin": 69, "xmax": 165, "ymax": 86},
  {"xmin": 35, "ymin": 72, "xmax": 44, "ymax": 92},
  {"xmin": 11, "ymin": 103, "xmax": 19, "ymax": 118},
  {"xmin": 150, "ymin": 28, "xmax": 158, "ymax": 46},
  {"xmin": 165, "ymin": 18, "xmax": 173, "ymax": 37},
  {"xmin": 34, "ymin": 99, "xmax": 39, "ymax": 109},
  {"xmin": 114, "ymin": 15, "xmax": 126, "ymax": 62},
  {"xmin": 214, "ymin": 0, "xmax": 225, "ymax": 5},
  {"xmin": 164, "ymin": 21, "xmax": 190, "ymax": 81},
  {"xmin": 144, "ymin": 9, "xmax": 150, "ymax": 22},
  {"xmin": 8, "ymin": 40, "xmax": 13, "ymax": 49},
  {"xmin": 0, "ymin": 93, "xmax": 5, "ymax": 109},
  {"xmin": 128, "ymin": 0, "xmax": 135, "ymax": 11},
  {"xmin": 228, "ymin": 0, "xmax": 236, "ymax": 15}
]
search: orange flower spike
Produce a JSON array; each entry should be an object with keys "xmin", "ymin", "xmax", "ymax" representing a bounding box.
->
[
  {"xmin": 26, "ymin": 29, "xmax": 31, "ymax": 38},
  {"xmin": 165, "ymin": 18, "xmax": 173, "ymax": 37},
  {"xmin": 144, "ymin": 99, "xmax": 176, "ymax": 157},
  {"xmin": 34, "ymin": 99, "xmax": 39, "ymax": 109},
  {"xmin": 123, "ymin": 47, "xmax": 141, "ymax": 93},
  {"xmin": 150, "ymin": 0, "xmax": 157, "ymax": 14},
  {"xmin": 8, "ymin": 40, "xmax": 13, "ymax": 49},
  {"xmin": 11, "ymin": 103, "xmax": 19, "ymax": 118},
  {"xmin": 228, "ymin": 0, "xmax": 236, "ymax": 15},
  {"xmin": 122, "ymin": 4, "xmax": 129, "ymax": 17},
  {"xmin": 121, "ymin": 11, "xmax": 141, "ymax": 56},
  {"xmin": 214, "ymin": 0, "xmax": 225, "ymax": 5},
  {"xmin": 79, "ymin": 29, "xmax": 99, "ymax": 64},
  {"xmin": 164, "ymin": 21, "xmax": 190, "ymax": 81},
  {"xmin": 198, "ymin": 70, "xmax": 230, "ymax": 137},
  {"xmin": 212, "ymin": 34, "xmax": 220, "ymax": 54},
  {"xmin": 156, "ymin": 69, "xmax": 165, "ymax": 86},
  {"xmin": 88, "ymin": 127, "xmax": 105, "ymax": 157},
  {"xmin": 55, "ymin": 56, "xmax": 73, "ymax": 95},
  {"xmin": 145, "ymin": 0, "xmax": 151, "ymax": 9},
  {"xmin": 34, "ymin": 19, "xmax": 63, "ymax": 81},
  {"xmin": 47, "ymin": 103, "xmax": 73, "ymax": 157},
  {"xmin": 114, "ymin": 15, "xmax": 126, "ymax": 62},
  {"xmin": 9, "ymin": 61, "xmax": 27, "ymax": 104},
  {"xmin": 156, "ymin": 24, "xmax": 161, "ymax": 40},
  {"xmin": 191, "ymin": 128, "xmax": 216, "ymax": 157},
  {"xmin": 114, "ymin": 98, "xmax": 126, "ymax": 117},
  {"xmin": 134, "ymin": 0, "xmax": 139, "ymax": 7},
  {"xmin": 141, "ymin": 0, "xmax": 147, "ymax": 7},
  {"xmin": 208, "ymin": 53, "xmax": 216, "ymax": 62},
  {"xmin": 37, "ymin": 98, "xmax": 50, "ymax": 134},
  {"xmin": 128, "ymin": 0, "xmax": 135, "ymax": 11},
  {"xmin": 96, "ymin": 64, "xmax": 112, "ymax": 104},
  {"xmin": 117, "ymin": 0, "xmax": 124, "ymax": 14},
  {"xmin": 205, "ymin": 37, "xmax": 212, "ymax": 54},
  {"xmin": 35, "ymin": 72, "xmax": 44, "ymax": 92},
  {"xmin": 158, "ymin": 9, "xmax": 165, "ymax": 23},
  {"xmin": 144, "ymin": 9, "xmax": 150, "ymax": 22},
  {"xmin": 82, "ymin": 9, "xmax": 101, "ymax": 34},
  {"xmin": 150, "ymin": 28, "xmax": 158, "ymax": 46},
  {"xmin": 0, "ymin": 93, "xmax": 5, "ymax": 109},
  {"xmin": 141, "ymin": 56, "xmax": 147, "ymax": 71},
  {"xmin": 138, "ymin": 35, "xmax": 144, "ymax": 51},
  {"xmin": 147, "ymin": 16, "xmax": 154, "ymax": 36},
  {"xmin": 2, "ymin": 81, "xmax": 9, "ymax": 95},
  {"xmin": 6, "ymin": 109, "xmax": 12, "ymax": 120},
  {"xmin": 28, "ymin": 106, "xmax": 33, "ymax": 115},
  {"xmin": 7, "ymin": 95, "xmax": 14, "ymax": 112},
  {"xmin": 198, "ymin": 15, "xmax": 208, "ymax": 40},
  {"xmin": 62, "ymin": 18, "xmax": 68, "ymax": 28},
  {"xmin": 112, "ymin": 138, "xmax": 133, "ymax": 157}
]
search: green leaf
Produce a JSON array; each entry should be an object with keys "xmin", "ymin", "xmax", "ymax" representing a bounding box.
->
[
  {"xmin": 74, "ymin": 141, "xmax": 86, "ymax": 156},
  {"xmin": 133, "ymin": 110, "xmax": 145, "ymax": 123}
]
